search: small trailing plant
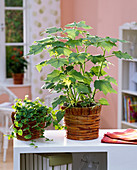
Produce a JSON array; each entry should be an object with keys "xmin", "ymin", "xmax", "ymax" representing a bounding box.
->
[
  {"xmin": 7, "ymin": 47, "xmax": 28, "ymax": 74},
  {"xmin": 9, "ymin": 95, "xmax": 61, "ymax": 145},
  {"xmin": 28, "ymin": 21, "xmax": 132, "ymax": 122}
]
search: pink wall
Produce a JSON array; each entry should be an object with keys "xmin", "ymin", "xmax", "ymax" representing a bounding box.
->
[{"xmin": 61, "ymin": 0, "xmax": 137, "ymax": 128}]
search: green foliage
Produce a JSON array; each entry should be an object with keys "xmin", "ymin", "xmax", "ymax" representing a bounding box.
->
[
  {"xmin": 7, "ymin": 47, "xmax": 28, "ymax": 74},
  {"xmin": 28, "ymin": 21, "xmax": 132, "ymax": 108},
  {"xmin": 10, "ymin": 96, "xmax": 62, "ymax": 141}
]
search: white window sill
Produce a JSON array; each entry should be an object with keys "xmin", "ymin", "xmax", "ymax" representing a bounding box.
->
[{"xmin": 1, "ymin": 78, "xmax": 31, "ymax": 88}]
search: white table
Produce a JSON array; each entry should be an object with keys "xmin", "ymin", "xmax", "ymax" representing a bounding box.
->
[{"xmin": 14, "ymin": 129, "xmax": 137, "ymax": 170}]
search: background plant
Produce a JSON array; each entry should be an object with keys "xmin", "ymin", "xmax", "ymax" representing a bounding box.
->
[
  {"xmin": 28, "ymin": 21, "xmax": 132, "ymax": 122},
  {"xmin": 7, "ymin": 47, "xmax": 28, "ymax": 74}
]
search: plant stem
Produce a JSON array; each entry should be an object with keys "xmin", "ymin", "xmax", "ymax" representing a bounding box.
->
[{"xmin": 91, "ymin": 50, "xmax": 106, "ymax": 101}]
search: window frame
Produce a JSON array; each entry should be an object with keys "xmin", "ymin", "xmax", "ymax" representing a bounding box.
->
[{"xmin": 0, "ymin": 0, "xmax": 30, "ymax": 85}]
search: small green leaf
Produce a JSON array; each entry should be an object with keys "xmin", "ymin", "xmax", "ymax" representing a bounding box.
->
[
  {"xmin": 105, "ymin": 76, "xmax": 117, "ymax": 85},
  {"xmin": 46, "ymin": 27, "xmax": 63, "ymax": 34},
  {"xmin": 99, "ymin": 98, "xmax": 109, "ymax": 105},
  {"xmin": 94, "ymin": 80, "xmax": 117, "ymax": 95},
  {"xmin": 77, "ymin": 21, "xmax": 92, "ymax": 29},
  {"xmin": 29, "ymin": 143, "xmax": 35, "ymax": 146},
  {"xmin": 64, "ymin": 29, "xmax": 80, "ymax": 39},
  {"xmin": 14, "ymin": 121, "xmax": 19, "ymax": 127},
  {"xmin": 90, "ymin": 66, "xmax": 107, "ymax": 76},
  {"xmin": 18, "ymin": 129, "xmax": 23, "ymax": 136},
  {"xmin": 24, "ymin": 134, "xmax": 32, "ymax": 139},
  {"xmin": 97, "ymin": 41, "xmax": 116, "ymax": 53},
  {"xmin": 46, "ymin": 58, "xmax": 68, "ymax": 68},
  {"xmin": 56, "ymin": 110, "xmax": 65, "ymax": 122},
  {"xmin": 66, "ymin": 39, "xmax": 82, "ymax": 48},
  {"xmin": 69, "ymin": 53, "xmax": 87, "ymax": 64},
  {"xmin": 87, "ymin": 55, "xmax": 105, "ymax": 64},
  {"xmin": 73, "ymin": 83, "xmax": 90, "ymax": 94},
  {"xmin": 112, "ymin": 51, "xmax": 132, "ymax": 59},
  {"xmin": 68, "ymin": 70, "xmax": 84, "ymax": 81},
  {"xmin": 36, "ymin": 61, "xmax": 47, "ymax": 72},
  {"xmin": 52, "ymin": 96, "xmax": 67, "ymax": 109}
]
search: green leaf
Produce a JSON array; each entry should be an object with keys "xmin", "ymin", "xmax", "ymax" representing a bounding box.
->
[
  {"xmin": 105, "ymin": 76, "xmax": 117, "ymax": 85},
  {"xmin": 36, "ymin": 61, "xmax": 47, "ymax": 72},
  {"xmin": 99, "ymin": 98, "xmax": 109, "ymax": 105},
  {"xmin": 64, "ymin": 29, "xmax": 80, "ymax": 39},
  {"xmin": 73, "ymin": 83, "xmax": 90, "ymax": 94},
  {"xmin": 97, "ymin": 41, "xmax": 116, "ymax": 53},
  {"xmin": 65, "ymin": 21, "xmax": 77, "ymax": 27},
  {"xmin": 51, "ymin": 47, "xmax": 72, "ymax": 56},
  {"xmin": 14, "ymin": 121, "xmax": 19, "ymax": 127},
  {"xmin": 52, "ymin": 96, "xmax": 67, "ymax": 109},
  {"xmin": 46, "ymin": 27, "xmax": 63, "ymax": 34},
  {"xmin": 66, "ymin": 39, "xmax": 83, "ymax": 48},
  {"xmin": 76, "ymin": 21, "xmax": 92, "ymax": 29},
  {"xmin": 94, "ymin": 80, "xmax": 117, "ymax": 95},
  {"xmin": 90, "ymin": 66, "xmax": 107, "ymax": 76},
  {"xmin": 46, "ymin": 58, "xmax": 68, "ymax": 68},
  {"xmin": 68, "ymin": 70, "xmax": 84, "ymax": 81},
  {"xmin": 52, "ymin": 41, "xmax": 65, "ymax": 47},
  {"xmin": 112, "ymin": 51, "xmax": 132, "ymax": 59},
  {"xmin": 56, "ymin": 110, "xmax": 65, "ymax": 122},
  {"xmin": 28, "ymin": 44, "xmax": 45, "ymax": 55},
  {"xmin": 24, "ymin": 134, "xmax": 32, "ymax": 139},
  {"xmin": 69, "ymin": 53, "xmax": 86, "ymax": 64},
  {"xmin": 45, "ymin": 70, "xmax": 63, "ymax": 83},
  {"xmin": 18, "ymin": 129, "xmax": 23, "ymax": 136},
  {"xmin": 29, "ymin": 143, "xmax": 35, "ymax": 146},
  {"xmin": 87, "ymin": 55, "xmax": 105, "ymax": 64}
]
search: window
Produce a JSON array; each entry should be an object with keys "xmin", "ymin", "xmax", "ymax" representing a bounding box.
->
[{"xmin": 0, "ymin": 0, "xmax": 30, "ymax": 84}]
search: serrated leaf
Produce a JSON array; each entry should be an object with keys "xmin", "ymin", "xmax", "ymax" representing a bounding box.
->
[
  {"xmin": 45, "ymin": 70, "xmax": 64, "ymax": 83},
  {"xmin": 51, "ymin": 47, "xmax": 72, "ymax": 56},
  {"xmin": 105, "ymin": 76, "xmax": 117, "ymax": 85},
  {"xmin": 56, "ymin": 110, "xmax": 65, "ymax": 122},
  {"xmin": 94, "ymin": 80, "xmax": 117, "ymax": 95},
  {"xmin": 69, "ymin": 53, "xmax": 87, "ymax": 64},
  {"xmin": 65, "ymin": 21, "xmax": 77, "ymax": 27},
  {"xmin": 46, "ymin": 27, "xmax": 63, "ymax": 34},
  {"xmin": 99, "ymin": 98, "xmax": 109, "ymax": 105},
  {"xmin": 68, "ymin": 70, "xmax": 84, "ymax": 81},
  {"xmin": 73, "ymin": 83, "xmax": 90, "ymax": 94},
  {"xmin": 112, "ymin": 51, "xmax": 132, "ymax": 59},
  {"xmin": 36, "ymin": 61, "xmax": 47, "ymax": 72},
  {"xmin": 97, "ymin": 41, "xmax": 116, "ymax": 53},
  {"xmin": 24, "ymin": 134, "xmax": 32, "ymax": 139},
  {"xmin": 88, "ymin": 55, "xmax": 105, "ymax": 64},
  {"xmin": 46, "ymin": 58, "xmax": 68, "ymax": 68},
  {"xmin": 52, "ymin": 41, "xmax": 65, "ymax": 47},
  {"xmin": 66, "ymin": 39, "xmax": 83, "ymax": 48},
  {"xmin": 76, "ymin": 21, "xmax": 92, "ymax": 29},
  {"xmin": 64, "ymin": 29, "xmax": 80, "ymax": 39}
]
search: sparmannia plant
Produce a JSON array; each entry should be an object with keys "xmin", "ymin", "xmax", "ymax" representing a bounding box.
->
[{"xmin": 28, "ymin": 21, "xmax": 132, "ymax": 122}]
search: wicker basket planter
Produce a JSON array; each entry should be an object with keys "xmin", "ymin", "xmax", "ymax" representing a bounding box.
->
[
  {"xmin": 12, "ymin": 73, "xmax": 24, "ymax": 84},
  {"xmin": 11, "ymin": 112, "xmax": 45, "ymax": 141},
  {"xmin": 63, "ymin": 104, "xmax": 102, "ymax": 140}
]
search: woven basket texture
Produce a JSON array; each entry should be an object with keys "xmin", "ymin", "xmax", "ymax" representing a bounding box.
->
[{"xmin": 63, "ymin": 104, "xmax": 101, "ymax": 140}]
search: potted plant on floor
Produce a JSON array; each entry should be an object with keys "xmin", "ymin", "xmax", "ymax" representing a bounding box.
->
[
  {"xmin": 28, "ymin": 21, "xmax": 132, "ymax": 140},
  {"xmin": 9, "ymin": 95, "xmax": 54, "ymax": 143},
  {"xmin": 7, "ymin": 47, "xmax": 28, "ymax": 84}
]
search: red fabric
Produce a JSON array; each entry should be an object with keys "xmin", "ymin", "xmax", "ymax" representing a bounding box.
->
[{"xmin": 101, "ymin": 129, "xmax": 137, "ymax": 145}]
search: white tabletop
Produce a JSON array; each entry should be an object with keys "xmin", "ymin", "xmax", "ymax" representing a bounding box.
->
[{"xmin": 14, "ymin": 129, "xmax": 136, "ymax": 153}]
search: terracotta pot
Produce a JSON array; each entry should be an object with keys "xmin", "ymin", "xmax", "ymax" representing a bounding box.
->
[
  {"xmin": 62, "ymin": 104, "xmax": 102, "ymax": 140},
  {"xmin": 12, "ymin": 73, "xmax": 24, "ymax": 84}
]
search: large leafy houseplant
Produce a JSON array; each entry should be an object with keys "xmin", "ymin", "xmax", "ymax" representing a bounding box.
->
[{"xmin": 28, "ymin": 21, "xmax": 132, "ymax": 140}]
